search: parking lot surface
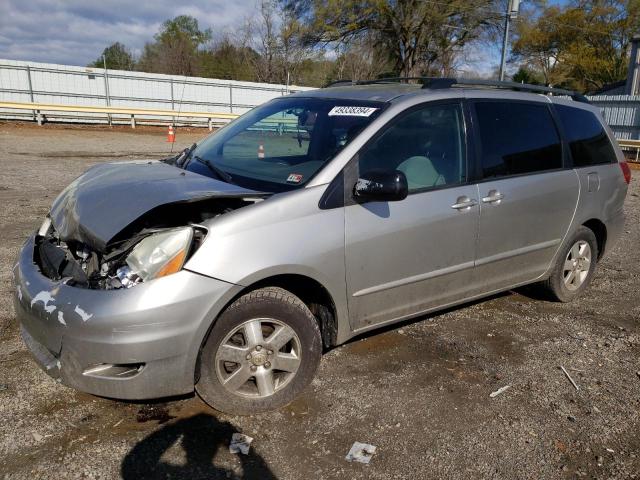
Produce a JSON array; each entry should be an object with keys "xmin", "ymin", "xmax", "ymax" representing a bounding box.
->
[{"xmin": 1, "ymin": 122, "xmax": 639, "ymax": 479}]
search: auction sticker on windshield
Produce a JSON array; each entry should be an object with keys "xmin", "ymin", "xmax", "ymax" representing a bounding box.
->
[{"xmin": 328, "ymin": 106, "xmax": 378, "ymax": 117}]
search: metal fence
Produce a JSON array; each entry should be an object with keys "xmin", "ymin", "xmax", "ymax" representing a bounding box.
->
[
  {"xmin": 588, "ymin": 95, "xmax": 640, "ymax": 140},
  {"xmin": 0, "ymin": 59, "xmax": 314, "ymax": 125},
  {"xmin": 1, "ymin": 60, "xmax": 638, "ymax": 137}
]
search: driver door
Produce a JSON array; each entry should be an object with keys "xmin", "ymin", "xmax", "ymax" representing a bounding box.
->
[{"xmin": 344, "ymin": 102, "xmax": 481, "ymax": 330}]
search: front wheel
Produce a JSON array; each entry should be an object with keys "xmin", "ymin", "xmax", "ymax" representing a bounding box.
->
[
  {"xmin": 196, "ymin": 287, "xmax": 322, "ymax": 415},
  {"xmin": 537, "ymin": 226, "xmax": 598, "ymax": 302}
]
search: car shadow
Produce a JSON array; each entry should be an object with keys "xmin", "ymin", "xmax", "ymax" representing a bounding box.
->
[{"xmin": 121, "ymin": 412, "xmax": 276, "ymax": 480}]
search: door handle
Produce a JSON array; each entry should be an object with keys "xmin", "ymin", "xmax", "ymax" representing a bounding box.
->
[
  {"xmin": 451, "ymin": 197, "xmax": 478, "ymax": 210},
  {"xmin": 482, "ymin": 190, "xmax": 504, "ymax": 204}
]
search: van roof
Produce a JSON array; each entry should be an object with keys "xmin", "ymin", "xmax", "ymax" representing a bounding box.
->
[{"xmin": 290, "ymin": 78, "xmax": 589, "ymax": 105}]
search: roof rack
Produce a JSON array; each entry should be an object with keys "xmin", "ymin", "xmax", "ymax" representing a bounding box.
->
[{"xmin": 324, "ymin": 77, "xmax": 589, "ymax": 103}]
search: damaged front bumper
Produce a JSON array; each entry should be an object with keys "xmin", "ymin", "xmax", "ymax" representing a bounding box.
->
[{"xmin": 12, "ymin": 234, "xmax": 242, "ymax": 400}]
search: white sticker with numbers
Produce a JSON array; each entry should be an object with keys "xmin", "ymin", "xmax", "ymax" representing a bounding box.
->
[{"xmin": 328, "ymin": 106, "xmax": 378, "ymax": 117}]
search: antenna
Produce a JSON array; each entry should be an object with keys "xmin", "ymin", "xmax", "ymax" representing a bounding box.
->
[{"xmin": 171, "ymin": 74, "xmax": 188, "ymax": 153}]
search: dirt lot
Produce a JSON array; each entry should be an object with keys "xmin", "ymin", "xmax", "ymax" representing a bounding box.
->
[{"xmin": 1, "ymin": 122, "xmax": 639, "ymax": 480}]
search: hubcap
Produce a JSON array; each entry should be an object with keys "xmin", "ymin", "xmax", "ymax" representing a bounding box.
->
[
  {"xmin": 215, "ymin": 318, "xmax": 302, "ymax": 398},
  {"xmin": 563, "ymin": 240, "xmax": 592, "ymax": 291}
]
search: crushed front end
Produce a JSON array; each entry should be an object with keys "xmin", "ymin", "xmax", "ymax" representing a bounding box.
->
[{"xmin": 11, "ymin": 161, "xmax": 259, "ymax": 399}]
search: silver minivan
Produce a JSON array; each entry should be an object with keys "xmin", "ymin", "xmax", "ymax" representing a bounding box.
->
[{"xmin": 12, "ymin": 79, "xmax": 630, "ymax": 414}]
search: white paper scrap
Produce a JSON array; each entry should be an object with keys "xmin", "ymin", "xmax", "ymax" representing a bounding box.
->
[
  {"xmin": 490, "ymin": 385, "xmax": 511, "ymax": 398},
  {"xmin": 345, "ymin": 442, "xmax": 377, "ymax": 464},
  {"xmin": 229, "ymin": 433, "xmax": 253, "ymax": 455}
]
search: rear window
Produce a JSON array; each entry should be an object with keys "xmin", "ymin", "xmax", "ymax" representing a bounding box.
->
[
  {"xmin": 555, "ymin": 105, "xmax": 618, "ymax": 167},
  {"xmin": 474, "ymin": 102, "xmax": 562, "ymax": 179}
]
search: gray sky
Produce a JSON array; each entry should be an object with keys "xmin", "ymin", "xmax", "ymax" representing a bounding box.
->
[{"xmin": 0, "ymin": 0, "xmax": 257, "ymax": 66}]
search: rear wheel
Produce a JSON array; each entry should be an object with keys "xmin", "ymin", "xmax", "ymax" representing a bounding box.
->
[
  {"xmin": 196, "ymin": 287, "xmax": 322, "ymax": 415},
  {"xmin": 538, "ymin": 226, "xmax": 598, "ymax": 302}
]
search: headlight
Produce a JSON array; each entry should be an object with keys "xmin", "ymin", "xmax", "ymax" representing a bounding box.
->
[{"xmin": 122, "ymin": 227, "xmax": 193, "ymax": 283}]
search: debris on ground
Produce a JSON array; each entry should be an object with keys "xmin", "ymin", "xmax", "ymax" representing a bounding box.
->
[
  {"xmin": 135, "ymin": 405, "xmax": 175, "ymax": 424},
  {"xmin": 489, "ymin": 385, "xmax": 511, "ymax": 398},
  {"xmin": 560, "ymin": 366, "xmax": 580, "ymax": 391},
  {"xmin": 32, "ymin": 432, "xmax": 43, "ymax": 442},
  {"xmin": 229, "ymin": 433, "xmax": 253, "ymax": 455},
  {"xmin": 345, "ymin": 442, "xmax": 377, "ymax": 464}
]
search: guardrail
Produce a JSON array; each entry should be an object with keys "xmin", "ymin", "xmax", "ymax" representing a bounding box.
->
[
  {"xmin": 2, "ymin": 101, "xmax": 638, "ymax": 159},
  {"xmin": 0, "ymin": 100, "xmax": 303, "ymax": 132},
  {"xmin": 619, "ymin": 138, "xmax": 640, "ymax": 162},
  {"xmin": 0, "ymin": 101, "xmax": 241, "ymax": 130}
]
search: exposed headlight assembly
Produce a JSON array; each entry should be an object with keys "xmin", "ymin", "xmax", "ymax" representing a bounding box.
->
[{"xmin": 117, "ymin": 227, "xmax": 193, "ymax": 288}]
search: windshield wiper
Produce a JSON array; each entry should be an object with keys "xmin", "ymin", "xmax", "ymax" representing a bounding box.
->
[
  {"xmin": 177, "ymin": 142, "xmax": 198, "ymax": 167},
  {"xmin": 193, "ymin": 155, "xmax": 233, "ymax": 184}
]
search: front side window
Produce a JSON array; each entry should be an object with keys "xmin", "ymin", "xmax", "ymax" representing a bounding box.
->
[
  {"xmin": 357, "ymin": 103, "xmax": 467, "ymax": 192},
  {"xmin": 474, "ymin": 101, "xmax": 562, "ymax": 179},
  {"xmin": 555, "ymin": 105, "xmax": 617, "ymax": 167},
  {"xmin": 187, "ymin": 98, "xmax": 386, "ymax": 192}
]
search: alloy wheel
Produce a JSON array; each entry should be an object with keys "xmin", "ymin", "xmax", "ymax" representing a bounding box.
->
[
  {"xmin": 563, "ymin": 240, "xmax": 592, "ymax": 291},
  {"xmin": 215, "ymin": 318, "xmax": 302, "ymax": 398}
]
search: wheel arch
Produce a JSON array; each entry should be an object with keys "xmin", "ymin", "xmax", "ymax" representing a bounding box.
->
[
  {"xmin": 582, "ymin": 218, "xmax": 607, "ymax": 260},
  {"xmin": 194, "ymin": 271, "xmax": 342, "ymax": 385}
]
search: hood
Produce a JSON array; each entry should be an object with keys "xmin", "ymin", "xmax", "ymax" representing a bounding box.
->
[{"xmin": 49, "ymin": 161, "xmax": 264, "ymax": 252}]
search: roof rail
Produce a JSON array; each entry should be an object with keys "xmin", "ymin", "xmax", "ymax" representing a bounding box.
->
[
  {"xmin": 323, "ymin": 77, "xmax": 589, "ymax": 103},
  {"xmin": 424, "ymin": 78, "xmax": 589, "ymax": 103},
  {"xmin": 324, "ymin": 79, "xmax": 354, "ymax": 88}
]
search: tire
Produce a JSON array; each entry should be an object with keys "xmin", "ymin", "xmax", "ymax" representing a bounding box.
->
[
  {"xmin": 538, "ymin": 226, "xmax": 599, "ymax": 302},
  {"xmin": 196, "ymin": 287, "xmax": 322, "ymax": 415}
]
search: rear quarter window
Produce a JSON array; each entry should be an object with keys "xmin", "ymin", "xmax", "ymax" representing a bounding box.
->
[
  {"xmin": 474, "ymin": 101, "xmax": 562, "ymax": 179},
  {"xmin": 555, "ymin": 105, "xmax": 618, "ymax": 167}
]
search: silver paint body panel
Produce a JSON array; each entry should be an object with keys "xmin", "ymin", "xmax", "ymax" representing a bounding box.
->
[{"xmin": 12, "ymin": 85, "xmax": 628, "ymax": 399}]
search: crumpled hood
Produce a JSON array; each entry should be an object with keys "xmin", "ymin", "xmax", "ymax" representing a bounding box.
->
[{"xmin": 49, "ymin": 161, "xmax": 263, "ymax": 252}]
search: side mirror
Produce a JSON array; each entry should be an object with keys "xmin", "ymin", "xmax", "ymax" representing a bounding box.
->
[{"xmin": 354, "ymin": 170, "xmax": 409, "ymax": 202}]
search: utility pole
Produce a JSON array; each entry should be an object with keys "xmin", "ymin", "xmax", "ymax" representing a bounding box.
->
[
  {"xmin": 499, "ymin": 0, "xmax": 521, "ymax": 82},
  {"xmin": 102, "ymin": 54, "xmax": 112, "ymax": 126}
]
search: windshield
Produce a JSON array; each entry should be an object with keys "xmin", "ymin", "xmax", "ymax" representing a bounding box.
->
[{"xmin": 185, "ymin": 97, "xmax": 387, "ymax": 192}]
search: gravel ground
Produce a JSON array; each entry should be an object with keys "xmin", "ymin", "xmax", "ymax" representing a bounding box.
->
[{"xmin": 1, "ymin": 122, "xmax": 639, "ymax": 480}]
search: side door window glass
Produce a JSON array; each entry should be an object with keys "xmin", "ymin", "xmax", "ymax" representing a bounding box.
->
[
  {"xmin": 555, "ymin": 105, "xmax": 617, "ymax": 167},
  {"xmin": 358, "ymin": 103, "xmax": 467, "ymax": 193},
  {"xmin": 474, "ymin": 102, "xmax": 562, "ymax": 178}
]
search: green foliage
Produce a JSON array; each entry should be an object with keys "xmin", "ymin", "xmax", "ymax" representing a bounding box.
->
[
  {"xmin": 512, "ymin": 66, "xmax": 543, "ymax": 85},
  {"xmin": 512, "ymin": 0, "xmax": 639, "ymax": 92},
  {"xmin": 199, "ymin": 40, "xmax": 260, "ymax": 81},
  {"xmin": 88, "ymin": 42, "xmax": 134, "ymax": 70},
  {"xmin": 137, "ymin": 15, "xmax": 212, "ymax": 76}
]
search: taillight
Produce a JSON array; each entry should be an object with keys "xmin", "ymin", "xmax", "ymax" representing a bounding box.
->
[{"xmin": 620, "ymin": 161, "xmax": 631, "ymax": 184}]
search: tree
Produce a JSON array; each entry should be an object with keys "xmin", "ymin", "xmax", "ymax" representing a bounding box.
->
[
  {"xmin": 331, "ymin": 35, "xmax": 391, "ymax": 81},
  {"xmin": 89, "ymin": 42, "xmax": 134, "ymax": 70},
  {"xmin": 512, "ymin": 66, "xmax": 543, "ymax": 84},
  {"xmin": 137, "ymin": 15, "xmax": 212, "ymax": 76},
  {"xmin": 288, "ymin": 0, "xmax": 497, "ymax": 77},
  {"xmin": 512, "ymin": 0, "xmax": 640, "ymax": 91},
  {"xmin": 199, "ymin": 36, "xmax": 261, "ymax": 81},
  {"xmin": 238, "ymin": 0, "xmax": 313, "ymax": 85}
]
